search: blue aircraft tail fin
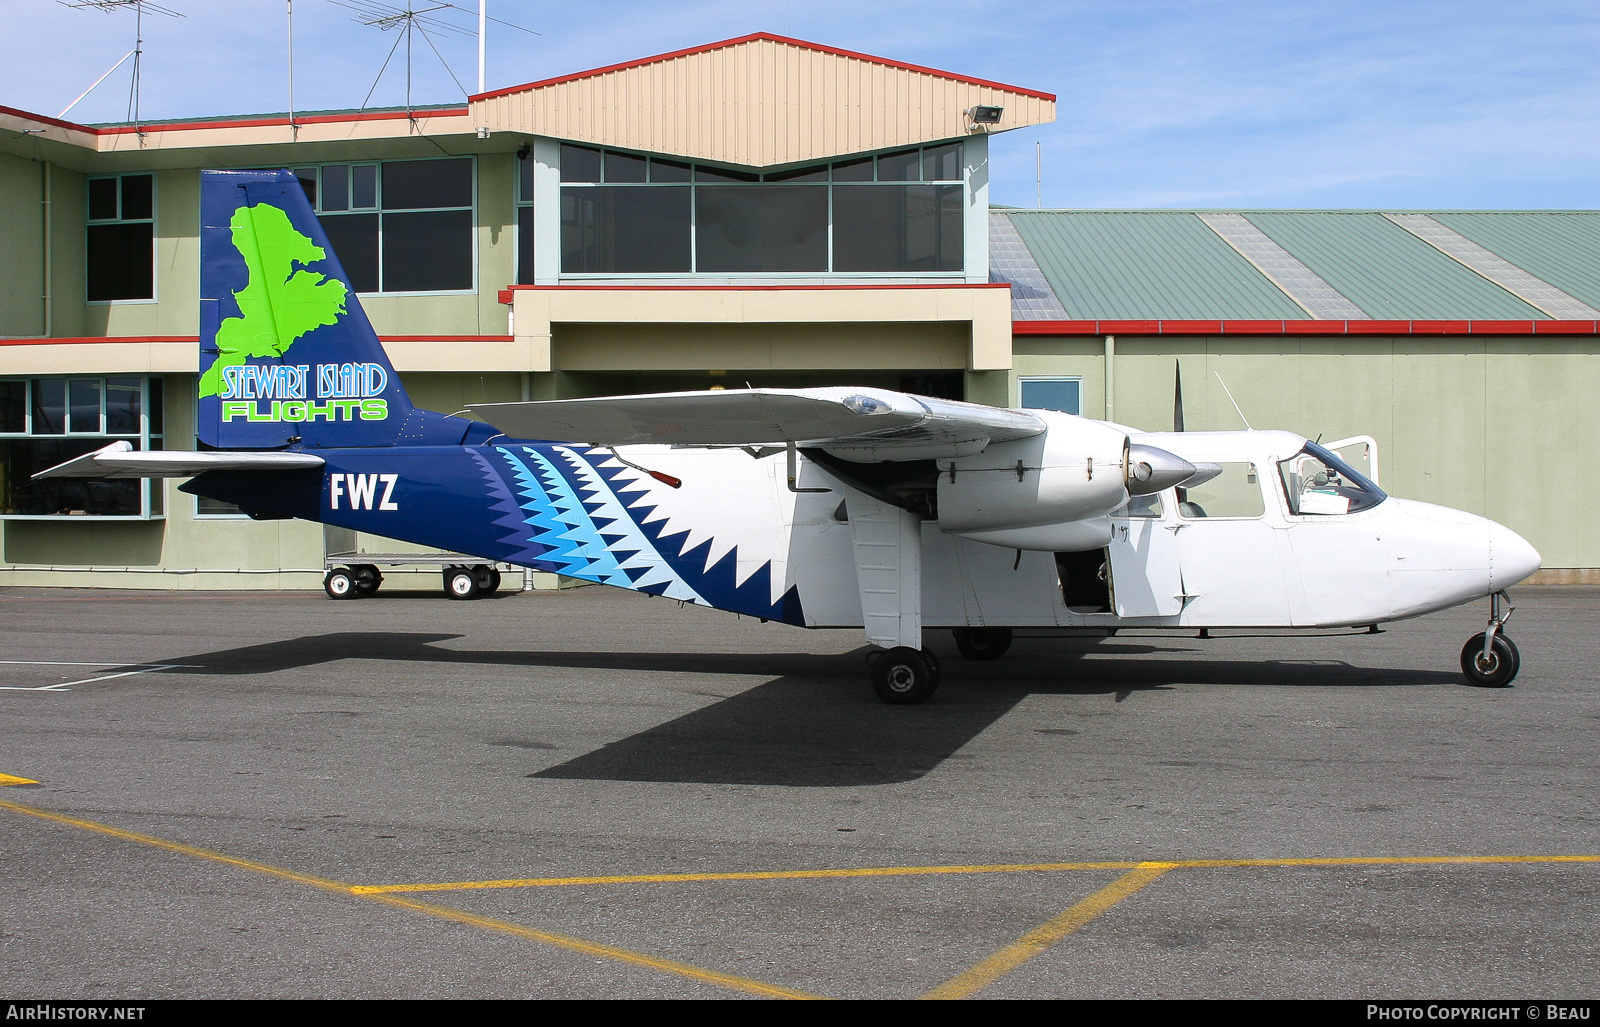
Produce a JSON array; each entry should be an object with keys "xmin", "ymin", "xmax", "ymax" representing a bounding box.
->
[{"xmin": 198, "ymin": 169, "xmax": 416, "ymax": 450}]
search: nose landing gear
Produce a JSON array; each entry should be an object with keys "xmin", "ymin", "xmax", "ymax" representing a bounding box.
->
[{"xmin": 1461, "ymin": 590, "xmax": 1520, "ymax": 687}]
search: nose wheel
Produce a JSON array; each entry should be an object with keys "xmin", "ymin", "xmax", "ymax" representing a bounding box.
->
[{"xmin": 1461, "ymin": 590, "xmax": 1520, "ymax": 687}]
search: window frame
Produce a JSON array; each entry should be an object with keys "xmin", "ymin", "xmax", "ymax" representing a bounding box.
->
[
  {"xmin": 0, "ymin": 376, "xmax": 165, "ymax": 520},
  {"xmin": 554, "ymin": 142, "xmax": 968, "ymax": 279},
  {"xmin": 84, "ymin": 172, "xmax": 158, "ymax": 305},
  {"xmin": 291, "ymin": 156, "xmax": 479, "ymax": 297},
  {"xmin": 1017, "ymin": 375, "xmax": 1083, "ymax": 415}
]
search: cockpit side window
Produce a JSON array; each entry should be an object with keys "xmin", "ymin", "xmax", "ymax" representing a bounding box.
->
[
  {"xmin": 1177, "ymin": 462, "xmax": 1265, "ymax": 519},
  {"xmin": 1278, "ymin": 442, "xmax": 1386, "ymax": 516}
]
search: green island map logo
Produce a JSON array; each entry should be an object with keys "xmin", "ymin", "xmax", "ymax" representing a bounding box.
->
[{"xmin": 198, "ymin": 202, "xmax": 348, "ymax": 400}]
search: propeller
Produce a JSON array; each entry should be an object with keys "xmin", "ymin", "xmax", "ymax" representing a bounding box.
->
[
  {"xmin": 1173, "ymin": 358, "xmax": 1185, "ymax": 433},
  {"xmin": 1127, "ymin": 444, "xmax": 1197, "ymax": 496}
]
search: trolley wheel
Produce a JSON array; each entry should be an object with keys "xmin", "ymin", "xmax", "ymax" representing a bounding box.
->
[
  {"xmin": 323, "ymin": 568, "xmax": 358, "ymax": 600},
  {"xmin": 475, "ymin": 565, "xmax": 501, "ymax": 595},
  {"xmin": 444, "ymin": 566, "xmax": 481, "ymax": 600},
  {"xmin": 871, "ymin": 646, "xmax": 940, "ymax": 705},
  {"xmin": 953, "ymin": 626, "xmax": 1013, "ymax": 660},
  {"xmin": 353, "ymin": 564, "xmax": 383, "ymax": 596},
  {"xmin": 1461, "ymin": 633, "xmax": 1520, "ymax": 687}
]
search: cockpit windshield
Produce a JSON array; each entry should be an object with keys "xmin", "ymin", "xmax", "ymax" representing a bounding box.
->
[{"xmin": 1277, "ymin": 441, "xmax": 1386, "ymax": 516}]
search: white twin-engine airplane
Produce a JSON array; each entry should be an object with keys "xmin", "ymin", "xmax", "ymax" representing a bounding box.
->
[{"xmin": 36, "ymin": 169, "xmax": 1542, "ymax": 703}]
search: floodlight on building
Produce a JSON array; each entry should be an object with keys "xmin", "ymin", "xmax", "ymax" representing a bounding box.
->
[{"xmin": 968, "ymin": 105, "xmax": 1003, "ymax": 125}]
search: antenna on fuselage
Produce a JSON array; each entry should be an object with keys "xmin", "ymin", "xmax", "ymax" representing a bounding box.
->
[{"xmin": 1214, "ymin": 371, "xmax": 1252, "ymax": 430}]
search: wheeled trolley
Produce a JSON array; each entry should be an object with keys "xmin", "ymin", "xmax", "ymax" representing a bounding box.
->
[{"xmin": 323, "ymin": 550, "xmax": 513, "ymax": 601}]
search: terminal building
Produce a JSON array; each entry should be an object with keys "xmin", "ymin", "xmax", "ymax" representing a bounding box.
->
[{"xmin": 2, "ymin": 32, "xmax": 1597, "ymax": 588}]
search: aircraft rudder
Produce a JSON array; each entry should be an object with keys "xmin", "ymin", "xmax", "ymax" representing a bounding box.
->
[{"xmin": 198, "ymin": 169, "xmax": 414, "ymax": 450}]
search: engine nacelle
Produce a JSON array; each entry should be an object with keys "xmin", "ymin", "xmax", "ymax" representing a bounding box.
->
[{"xmin": 936, "ymin": 412, "xmax": 1129, "ymax": 550}]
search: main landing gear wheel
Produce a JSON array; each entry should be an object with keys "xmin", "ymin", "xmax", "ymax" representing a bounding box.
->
[
  {"xmin": 444, "ymin": 567, "xmax": 481, "ymax": 600},
  {"xmin": 353, "ymin": 565, "xmax": 383, "ymax": 596},
  {"xmin": 476, "ymin": 566, "xmax": 502, "ymax": 595},
  {"xmin": 323, "ymin": 568, "xmax": 358, "ymax": 600},
  {"xmin": 871, "ymin": 646, "xmax": 941, "ymax": 705},
  {"xmin": 953, "ymin": 627, "xmax": 1013, "ymax": 660},
  {"xmin": 1461, "ymin": 632, "xmax": 1520, "ymax": 687}
]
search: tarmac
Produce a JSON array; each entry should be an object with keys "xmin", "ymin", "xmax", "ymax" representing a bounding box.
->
[{"xmin": 1, "ymin": 583, "xmax": 1596, "ymax": 999}]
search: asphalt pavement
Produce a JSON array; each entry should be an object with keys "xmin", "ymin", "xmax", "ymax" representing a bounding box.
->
[{"xmin": 1, "ymin": 584, "xmax": 1596, "ymax": 999}]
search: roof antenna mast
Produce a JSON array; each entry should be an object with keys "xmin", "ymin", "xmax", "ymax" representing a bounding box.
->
[
  {"xmin": 287, "ymin": 0, "xmax": 297, "ymax": 138},
  {"xmin": 60, "ymin": 0, "xmax": 185, "ymax": 138},
  {"xmin": 329, "ymin": 1, "xmax": 538, "ymax": 122}
]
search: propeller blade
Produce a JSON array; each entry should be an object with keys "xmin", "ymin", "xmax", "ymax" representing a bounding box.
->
[{"xmin": 1173, "ymin": 359, "xmax": 1185, "ymax": 433}]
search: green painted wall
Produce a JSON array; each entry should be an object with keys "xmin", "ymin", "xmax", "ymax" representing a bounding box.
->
[
  {"xmin": 15, "ymin": 157, "xmax": 518, "ymax": 343},
  {"xmin": 1012, "ymin": 334, "xmax": 1600, "ymax": 569},
  {"xmin": 0, "ymin": 153, "xmax": 45, "ymax": 336}
]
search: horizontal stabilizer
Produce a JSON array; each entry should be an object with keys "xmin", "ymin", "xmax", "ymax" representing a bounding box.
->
[
  {"xmin": 32, "ymin": 441, "xmax": 325, "ymax": 480},
  {"xmin": 469, "ymin": 387, "xmax": 1046, "ymax": 459}
]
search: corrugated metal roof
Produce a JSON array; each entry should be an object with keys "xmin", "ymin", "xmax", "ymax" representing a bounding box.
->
[
  {"xmin": 1226, "ymin": 212, "xmax": 1545, "ymax": 320},
  {"xmin": 1430, "ymin": 212, "xmax": 1600, "ymax": 315},
  {"xmin": 988, "ymin": 213, "xmax": 1069, "ymax": 319},
  {"xmin": 1382, "ymin": 213, "xmax": 1600, "ymax": 318},
  {"xmin": 1006, "ymin": 209, "xmax": 1600, "ymax": 322},
  {"xmin": 1006, "ymin": 211, "xmax": 1307, "ymax": 320},
  {"xmin": 1197, "ymin": 213, "xmax": 1370, "ymax": 319}
]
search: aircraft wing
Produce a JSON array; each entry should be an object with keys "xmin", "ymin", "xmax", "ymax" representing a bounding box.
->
[
  {"xmin": 469, "ymin": 387, "xmax": 1046, "ymax": 459},
  {"xmin": 32, "ymin": 441, "xmax": 326, "ymax": 480}
]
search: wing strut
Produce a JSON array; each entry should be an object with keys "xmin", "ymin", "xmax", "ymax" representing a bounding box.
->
[{"xmin": 849, "ymin": 495, "xmax": 922, "ymax": 650}]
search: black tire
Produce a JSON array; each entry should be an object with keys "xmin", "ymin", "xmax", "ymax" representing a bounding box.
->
[
  {"xmin": 1461, "ymin": 632, "xmax": 1520, "ymax": 687},
  {"xmin": 476, "ymin": 566, "xmax": 501, "ymax": 595},
  {"xmin": 871, "ymin": 646, "xmax": 940, "ymax": 704},
  {"xmin": 953, "ymin": 627, "xmax": 1013, "ymax": 660},
  {"xmin": 324, "ymin": 569, "xmax": 358, "ymax": 600},
  {"xmin": 353, "ymin": 565, "xmax": 383, "ymax": 596},
  {"xmin": 444, "ymin": 567, "xmax": 480, "ymax": 600}
]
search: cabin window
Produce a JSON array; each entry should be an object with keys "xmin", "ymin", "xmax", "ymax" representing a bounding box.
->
[
  {"xmin": 86, "ymin": 174, "xmax": 154, "ymax": 302},
  {"xmin": 1177, "ymin": 461, "xmax": 1265, "ymax": 519},
  {"xmin": 295, "ymin": 158, "xmax": 474, "ymax": 294},
  {"xmin": 0, "ymin": 377, "xmax": 164, "ymax": 519},
  {"xmin": 1278, "ymin": 443, "xmax": 1386, "ymax": 516},
  {"xmin": 556, "ymin": 143, "xmax": 964, "ymax": 275}
]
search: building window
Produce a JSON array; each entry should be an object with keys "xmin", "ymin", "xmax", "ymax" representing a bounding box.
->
[
  {"xmin": 1018, "ymin": 376, "xmax": 1081, "ymax": 415},
  {"xmin": 86, "ymin": 174, "xmax": 154, "ymax": 301},
  {"xmin": 293, "ymin": 158, "xmax": 474, "ymax": 294},
  {"xmin": 516, "ymin": 155, "xmax": 535, "ymax": 284},
  {"xmin": 0, "ymin": 377, "xmax": 164, "ymax": 519},
  {"xmin": 557, "ymin": 143, "xmax": 964, "ymax": 275}
]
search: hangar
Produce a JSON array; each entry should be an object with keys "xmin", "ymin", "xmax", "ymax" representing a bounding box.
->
[{"xmin": 1, "ymin": 32, "xmax": 1596, "ymax": 587}]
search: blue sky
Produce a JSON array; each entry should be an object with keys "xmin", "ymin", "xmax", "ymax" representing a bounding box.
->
[{"xmin": 2, "ymin": 0, "xmax": 1596, "ymax": 209}]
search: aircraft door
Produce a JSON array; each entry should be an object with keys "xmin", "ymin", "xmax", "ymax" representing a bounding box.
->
[
  {"xmin": 1108, "ymin": 493, "xmax": 1184, "ymax": 617},
  {"xmin": 1278, "ymin": 445, "xmax": 1392, "ymax": 626},
  {"xmin": 1172, "ymin": 461, "xmax": 1292, "ymax": 626}
]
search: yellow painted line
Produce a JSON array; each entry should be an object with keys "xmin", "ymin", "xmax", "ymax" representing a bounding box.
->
[
  {"xmin": 350, "ymin": 861, "xmax": 1138, "ymax": 894},
  {"xmin": 0, "ymin": 774, "xmax": 39, "ymax": 786},
  {"xmin": 921, "ymin": 862, "xmax": 1175, "ymax": 1001},
  {"xmin": 0, "ymin": 796, "xmax": 817, "ymax": 1000},
  {"xmin": 0, "ymin": 796, "xmax": 355, "ymax": 894},
  {"xmin": 365, "ymin": 892, "xmax": 822, "ymax": 1000},
  {"xmin": 359, "ymin": 853, "xmax": 1600, "ymax": 894}
]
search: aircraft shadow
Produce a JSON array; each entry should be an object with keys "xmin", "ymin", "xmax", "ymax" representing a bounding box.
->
[{"xmin": 141, "ymin": 632, "xmax": 1465, "ymax": 787}]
